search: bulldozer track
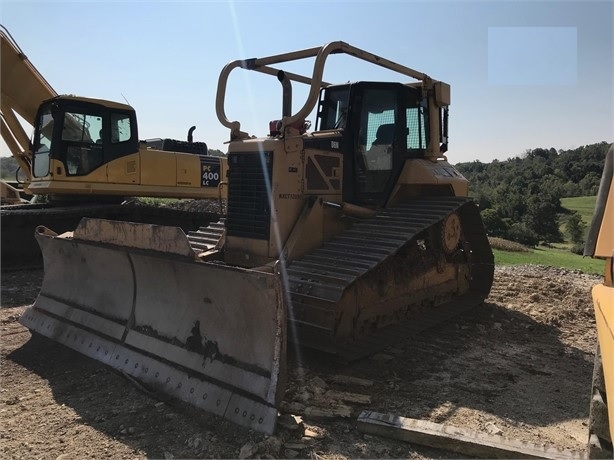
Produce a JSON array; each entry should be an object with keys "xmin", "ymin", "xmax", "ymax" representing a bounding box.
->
[
  {"xmin": 186, "ymin": 220, "xmax": 226, "ymax": 253},
  {"xmin": 182, "ymin": 196, "xmax": 493, "ymax": 362},
  {"xmin": 1, "ymin": 204, "xmax": 220, "ymax": 270},
  {"xmin": 285, "ymin": 196, "xmax": 493, "ymax": 361}
]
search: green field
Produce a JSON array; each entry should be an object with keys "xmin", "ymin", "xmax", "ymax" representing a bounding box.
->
[
  {"xmin": 493, "ymin": 246, "xmax": 604, "ymax": 275},
  {"xmin": 560, "ymin": 195, "xmax": 597, "ymax": 239},
  {"xmin": 493, "ymin": 195, "xmax": 604, "ymax": 274},
  {"xmin": 561, "ymin": 195, "xmax": 598, "ymax": 224}
]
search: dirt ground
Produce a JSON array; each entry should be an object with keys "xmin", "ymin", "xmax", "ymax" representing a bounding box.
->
[{"xmin": 0, "ymin": 264, "xmax": 601, "ymax": 459}]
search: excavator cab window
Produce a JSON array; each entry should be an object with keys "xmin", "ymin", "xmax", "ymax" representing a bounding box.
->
[
  {"xmin": 62, "ymin": 111, "xmax": 104, "ymax": 175},
  {"xmin": 32, "ymin": 106, "xmax": 54, "ymax": 177},
  {"xmin": 110, "ymin": 113, "xmax": 131, "ymax": 143}
]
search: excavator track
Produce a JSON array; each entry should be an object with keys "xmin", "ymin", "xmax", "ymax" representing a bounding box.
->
[
  {"xmin": 1, "ymin": 204, "xmax": 219, "ymax": 269},
  {"xmin": 285, "ymin": 196, "xmax": 494, "ymax": 361}
]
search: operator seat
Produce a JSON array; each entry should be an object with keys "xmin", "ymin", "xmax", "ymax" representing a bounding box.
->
[
  {"xmin": 373, "ymin": 123, "xmax": 395, "ymax": 146},
  {"xmin": 368, "ymin": 123, "xmax": 394, "ymax": 170}
]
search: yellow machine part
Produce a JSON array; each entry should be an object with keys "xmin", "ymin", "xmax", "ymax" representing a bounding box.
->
[
  {"xmin": 1, "ymin": 25, "xmax": 56, "ymax": 177},
  {"xmin": 17, "ymin": 40, "xmax": 495, "ymax": 436},
  {"xmin": 593, "ymin": 280, "xmax": 614, "ymax": 442},
  {"xmin": 26, "ymin": 149, "xmax": 228, "ymax": 200},
  {"xmin": 586, "ymin": 144, "xmax": 614, "ymax": 455},
  {"xmin": 0, "ymin": 180, "xmax": 27, "ymax": 204}
]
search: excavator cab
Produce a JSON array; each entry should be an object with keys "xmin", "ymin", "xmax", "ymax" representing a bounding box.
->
[
  {"xmin": 1, "ymin": 24, "xmax": 226, "ymax": 202},
  {"xmin": 32, "ymin": 96, "xmax": 138, "ymax": 178},
  {"xmin": 23, "ymin": 94, "xmax": 221, "ymax": 199}
]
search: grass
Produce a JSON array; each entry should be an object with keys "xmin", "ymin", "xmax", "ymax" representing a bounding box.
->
[
  {"xmin": 493, "ymin": 245, "xmax": 605, "ymax": 275},
  {"xmin": 560, "ymin": 195, "xmax": 597, "ymax": 240},
  {"xmin": 561, "ymin": 195, "xmax": 598, "ymax": 224},
  {"xmin": 489, "ymin": 194, "xmax": 604, "ymax": 275},
  {"xmin": 489, "ymin": 237, "xmax": 530, "ymax": 253}
]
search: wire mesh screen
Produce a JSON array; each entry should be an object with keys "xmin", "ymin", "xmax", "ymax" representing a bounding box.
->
[
  {"xmin": 366, "ymin": 111, "xmax": 396, "ymax": 149},
  {"xmin": 407, "ymin": 107, "xmax": 426, "ymax": 149}
]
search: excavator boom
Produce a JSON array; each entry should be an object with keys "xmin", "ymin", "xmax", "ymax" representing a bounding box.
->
[{"xmin": 1, "ymin": 25, "xmax": 56, "ymax": 176}]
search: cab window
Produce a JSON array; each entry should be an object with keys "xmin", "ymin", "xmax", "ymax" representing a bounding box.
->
[
  {"xmin": 62, "ymin": 112, "xmax": 104, "ymax": 176},
  {"xmin": 32, "ymin": 107, "xmax": 54, "ymax": 178},
  {"xmin": 111, "ymin": 113, "xmax": 132, "ymax": 143},
  {"xmin": 317, "ymin": 87, "xmax": 350, "ymax": 130},
  {"xmin": 406, "ymin": 103, "xmax": 427, "ymax": 150},
  {"xmin": 357, "ymin": 88, "xmax": 397, "ymax": 194}
]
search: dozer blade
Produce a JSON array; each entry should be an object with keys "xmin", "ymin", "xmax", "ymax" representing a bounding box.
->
[{"xmin": 19, "ymin": 219, "xmax": 286, "ymax": 434}]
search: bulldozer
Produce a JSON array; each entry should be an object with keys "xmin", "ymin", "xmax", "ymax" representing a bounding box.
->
[
  {"xmin": 585, "ymin": 144, "xmax": 614, "ymax": 458},
  {"xmin": 19, "ymin": 42, "xmax": 494, "ymax": 434}
]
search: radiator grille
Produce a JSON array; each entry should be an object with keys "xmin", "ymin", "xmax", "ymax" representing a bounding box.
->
[{"xmin": 226, "ymin": 151, "xmax": 273, "ymax": 240}]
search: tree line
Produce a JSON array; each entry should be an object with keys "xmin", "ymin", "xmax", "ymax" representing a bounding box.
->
[{"xmin": 455, "ymin": 141, "xmax": 611, "ymax": 249}]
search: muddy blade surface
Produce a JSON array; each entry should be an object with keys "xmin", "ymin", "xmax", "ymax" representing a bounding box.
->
[{"xmin": 19, "ymin": 221, "xmax": 285, "ymax": 434}]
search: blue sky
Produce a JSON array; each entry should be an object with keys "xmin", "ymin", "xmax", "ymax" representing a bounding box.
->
[{"xmin": 1, "ymin": 0, "xmax": 612, "ymax": 163}]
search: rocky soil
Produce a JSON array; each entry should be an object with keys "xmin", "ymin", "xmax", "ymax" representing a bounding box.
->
[{"xmin": 1, "ymin": 264, "xmax": 602, "ymax": 459}]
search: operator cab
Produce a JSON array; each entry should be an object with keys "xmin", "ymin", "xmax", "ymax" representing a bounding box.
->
[
  {"xmin": 31, "ymin": 96, "xmax": 138, "ymax": 178},
  {"xmin": 316, "ymin": 82, "xmax": 432, "ymax": 206}
]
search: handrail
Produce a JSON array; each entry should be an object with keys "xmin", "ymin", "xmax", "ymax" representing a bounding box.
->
[{"xmin": 215, "ymin": 41, "xmax": 432, "ymax": 139}]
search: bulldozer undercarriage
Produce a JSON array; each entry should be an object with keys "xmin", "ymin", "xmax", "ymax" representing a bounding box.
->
[
  {"xmin": 285, "ymin": 196, "xmax": 493, "ymax": 360},
  {"xmin": 19, "ymin": 196, "xmax": 493, "ymax": 434}
]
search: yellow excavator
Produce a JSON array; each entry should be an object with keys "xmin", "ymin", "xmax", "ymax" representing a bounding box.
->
[
  {"xmin": 1, "ymin": 25, "xmax": 227, "ymax": 202},
  {"xmin": 1, "ymin": 25, "xmax": 227, "ymax": 268},
  {"xmin": 585, "ymin": 144, "xmax": 613, "ymax": 458},
  {"xmin": 19, "ymin": 42, "xmax": 494, "ymax": 434}
]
